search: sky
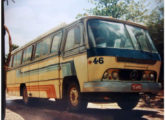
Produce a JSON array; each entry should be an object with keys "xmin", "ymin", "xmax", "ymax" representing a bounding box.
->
[
  {"xmin": 4, "ymin": 0, "xmax": 160, "ymax": 54},
  {"xmin": 4, "ymin": 0, "xmax": 94, "ymax": 53}
]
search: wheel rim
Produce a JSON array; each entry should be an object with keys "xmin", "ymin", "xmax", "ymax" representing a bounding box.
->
[
  {"xmin": 69, "ymin": 87, "xmax": 79, "ymax": 107},
  {"xmin": 23, "ymin": 88, "xmax": 28, "ymax": 104}
]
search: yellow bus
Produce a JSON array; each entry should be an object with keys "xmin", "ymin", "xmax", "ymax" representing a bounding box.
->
[{"xmin": 7, "ymin": 16, "xmax": 161, "ymax": 111}]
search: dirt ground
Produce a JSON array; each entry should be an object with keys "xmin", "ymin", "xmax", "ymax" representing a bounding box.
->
[{"xmin": 5, "ymin": 91, "xmax": 164, "ymax": 120}]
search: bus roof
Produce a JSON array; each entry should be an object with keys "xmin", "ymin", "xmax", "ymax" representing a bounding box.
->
[
  {"xmin": 11, "ymin": 16, "xmax": 147, "ymax": 54},
  {"xmin": 82, "ymin": 16, "xmax": 147, "ymax": 29}
]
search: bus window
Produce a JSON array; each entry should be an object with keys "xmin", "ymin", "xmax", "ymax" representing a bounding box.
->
[
  {"xmin": 23, "ymin": 46, "xmax": 32, "ymax": 63},
  {"xmin": 35, "ymin": 36, "xmax": 52, "ymax": 59},
  {"xmin": 65, "ymin": 24, "xmax": 83, "ymax": 51},
  {"xmin": 126, "ymin": 25, "xmax": 157, "ymax": 52},
  {"xmin": 13, "ymin": 51, "xmax": 22, "ymax": 67},
  {"xmin": 13, "ymin": 55, "xmax": 16, "ymax": 67},
  {"xmin": 41, "ymin": 36, "xmax": 52, "ymax": 56},
  {"xmin": 35, "ymin": 42, "xmax": 42, "ymax": 59},
  {"xmin": 51, "ymin": 31, "xmax": 62, "ymax": 53},
  {"xmin": 88, "ymin": 20, "xmax": 134, "ymax": 49}
]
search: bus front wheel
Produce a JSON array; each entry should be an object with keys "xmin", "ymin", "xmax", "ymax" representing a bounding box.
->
[
  {"xmin": 117, "ymin": 93, "xmax": 140, "ymax": 110},
  {"xmin": 67, "ymin": 83, "xmax": 87, "ymax": 112}
]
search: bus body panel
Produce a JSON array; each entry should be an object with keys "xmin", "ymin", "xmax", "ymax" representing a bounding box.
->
[
  {"xmin": 73, "ymin": 53, "xmax": 88, "ymax": 92},
  {"xmin": 7, "ymin": 70, "xmax": 16, "ymax": 84},
  {"xmin": 38, "ymin": 56, "xmax": 60, "ymax": 98},
  {"xmin": 87, "ymin": 56, "xmax": 161, "ymax": 82},
  {"xmin": 59, "ymin": 53, "xmax": 88, "ymax": 92},
  {"xmin": 21, "ymin": 65, "xmax": 30, "ymax": 83},
  {"xmin": 7, "ymin": 70, "xmax": 17, "ymax": 96},
  {"xmin": 28, "ymin": 61, "xmax": 40, "ymax": 97}
]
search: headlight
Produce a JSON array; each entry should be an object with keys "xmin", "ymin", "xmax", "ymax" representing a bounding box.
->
[
  {"xmin": 103, "ymin": 71, "xmax": 109, "ymax": 79},
  {"xmin": 111, "ymin": 71, "xmax": 119, "ymax": 80},
  {"xmin": 102, "ymin": 69, "xmax": 119, "ymax": 80},
  {"xmin": 149, "ymin": 73, "xmax": 155, "ymax": 81},
  {"xmin": 142, "ymin": 73, "xmax": 147, "ymax": 80},
  {"xmin": 142, "ymin": 71, "xmax": 156, "ymax": 81}
]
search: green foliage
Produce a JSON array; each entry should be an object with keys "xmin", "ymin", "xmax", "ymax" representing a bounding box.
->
[
  {"xmin": 76, "ymin": 0, "xmax": 148, "ymax": 23},
  {"xmin": 11, "ymin": 44, "xmax": 19, "ymax": 51},
  {"xmin": 75, "ymin": 13, "xmax": 89, "ymax": 19},
  {"xmin": 146, "ymin": 0, "xmax": 163, "ymax": 49},
  {"xmin": 5, "ymin": 44, "xmax": 19, "ymax": 61},
  {"xmin": 77, "ymin": 0, "xmax": 130, "ymax": 19},
  {"xmin": 123, "ymin": 0, "xmax": 148, "ymax": 22}
]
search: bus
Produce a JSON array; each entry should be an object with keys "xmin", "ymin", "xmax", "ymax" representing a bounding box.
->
[{"xmin": 7, "ymin": 16, "xmax": 161, "ymax": 111}]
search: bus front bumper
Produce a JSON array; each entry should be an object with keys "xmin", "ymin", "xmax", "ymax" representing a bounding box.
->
[{"xmin": 83, "ymin": 81, "xmax": 161, "ymax": 93}]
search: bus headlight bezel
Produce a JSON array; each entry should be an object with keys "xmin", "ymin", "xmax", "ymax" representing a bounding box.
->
[
  {"xmin": 149, "ymin": 73, "xmax": 155, "ymax": 81},
  {"xmin": 142, "ymin": 73, "xmax": 147, "ymax": 80},
  {"xmin": 102, "ymin": 69, "xmax": 120, "ymax": 80},
  {"xmin": 111, "ymin": 71, "xmax": 119, "ymax": 80},
  {"xmin": 142, "ymin": 71, "xmax": 156, "ymax": 81}
]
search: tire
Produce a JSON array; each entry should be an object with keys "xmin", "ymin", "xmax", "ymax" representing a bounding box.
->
[
  {"xmin": 117, "ymin": 93, "xmax": 139, "ymax": 110},
  {"xmin": 67, "ymin": 83, "xmax": 87, "ymax": 112},
  {"xmin": 22, "ymin": 86, "xmax": 29, "ymax": 104}
]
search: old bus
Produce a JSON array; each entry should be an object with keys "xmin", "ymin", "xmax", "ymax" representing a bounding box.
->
[{"xmin": 7, "ymin": 16, "xmax": 161, "ymax": 111}]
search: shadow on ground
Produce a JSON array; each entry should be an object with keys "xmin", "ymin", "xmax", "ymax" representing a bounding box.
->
[
  {"xmin": 140, "ymin": 94, "xmax": 164, "ymax": 109},
  {"xmin": 6, "ymin": 98, "xmax": 163, "ymax": 120}
]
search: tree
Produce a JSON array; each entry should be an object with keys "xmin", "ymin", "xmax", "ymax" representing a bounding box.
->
[
  {"xmin": 76, "ymin": 0, "xmax": 148, "ymax": 23},
  {"xmin": 145, "ymin": 0, "xmax": 164, "ymax": 84},
  {"xmin": 76, "ymin": 0, "xmax": 129, "ymax": 19},
  {"xmin": 11, "ymin": 44, "xmax": 19, "ymax": 51},
  {"xmin": 5, "ymin": 44, "xmax": 19, "ymax": 62},
  {"xmin": 123, "ymin": 0, "xmax": 148, "ymax": 22}
]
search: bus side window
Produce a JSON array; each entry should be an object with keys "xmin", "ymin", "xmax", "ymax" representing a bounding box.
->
[
  {"xmin": 65, "ymin": 24, "xmax": 83, "ymax": 51},
  {"xmin": 13, "ymin": 51, "xmax": 22, "ymax": 67},
  {"xmin": 41, "ymin": 36, "xmax": 52, "ymax": 56},
  {"xmin": 13, "ymin": 55, "xmax": 16, "ymax": 67},
  {"xmin": 51, "ymin": 31, "xmax": 62, "ymax": 53},
  {"xmin": 23, "ymin": 46, "xmax": 33, "ymax": 63},
  {"xmin": 35, "ymin": 42, "xmax": 42, "ymax": 59},
  {"xmin": 34, "ymin": 36, "xmax": 52, "ymax": 59}
]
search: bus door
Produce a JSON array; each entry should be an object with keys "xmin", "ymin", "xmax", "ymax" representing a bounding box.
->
[
  {"xmin": 39, "ymin": 31, "xmax": 62, "ymax": 99},
  {"xmin": 29, "ymin": 44, "xmax": 40, "ymax": 98},
  {"xmin": 21, "ymin": 46, "xmax": 33, "ymax": 97}
]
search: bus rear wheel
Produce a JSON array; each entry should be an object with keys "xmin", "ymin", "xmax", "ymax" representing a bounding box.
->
[
  {"xmin": 117, "ymin": 93, "xmax": 139, "ymax": 110},
  {"xmin": 67, "ymin": 83, "xmax": 87, "ymax": 112},
  {"xmin": 22, "ymin": 87, "xmax": 29, "ymax": 104}
]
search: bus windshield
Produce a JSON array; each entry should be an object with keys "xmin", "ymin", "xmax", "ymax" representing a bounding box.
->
[{"xmin": 87, "ymin": 20, "xmax": 157, "ymax": 53}]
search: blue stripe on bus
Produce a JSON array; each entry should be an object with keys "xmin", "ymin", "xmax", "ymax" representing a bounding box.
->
[
  {"xmin": 16, "ymin": 61, "xmax": 76, "ymax": 78},
  {"xmin": 87, "ymin": 48, "xmax": 161, "ymax": 61}
]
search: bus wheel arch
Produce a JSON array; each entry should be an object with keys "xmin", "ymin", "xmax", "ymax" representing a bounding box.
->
[
  {"xmin": 20, "ymin": 83, "xmax": 29, "ymax": 104},
  {"xmin": 62, "ymin": 76, "xmax": 87, "ymax": 111},
  {"xmin": 62, "ymin": 76, "xmax": 80, "ymax": 99}
]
